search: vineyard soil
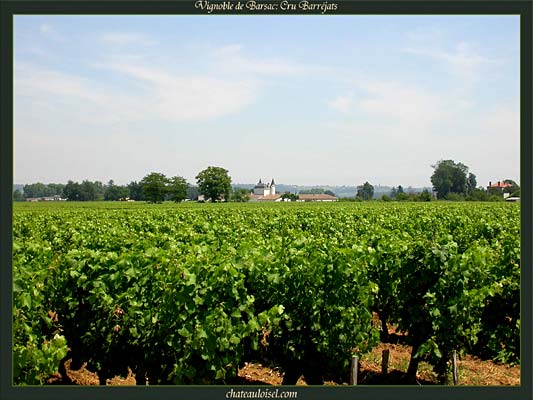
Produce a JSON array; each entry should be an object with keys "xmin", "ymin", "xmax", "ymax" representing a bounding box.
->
[{"xmin": 47, "ymin": 344, "xmax": 520, "ymax": 386}]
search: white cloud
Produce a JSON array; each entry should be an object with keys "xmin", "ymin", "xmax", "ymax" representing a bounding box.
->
[
  {"xmin": 323, "ymin": 75, "xmax": 515, "ymax": 186},
  {"xmin": 358, "ymin": 81, "xmax": 442, "ymax": 125},
  {"xmin": 15, "ymin": 61, "xmax": 258, "ymax": 124},
  {"xmin": 39, "ymin": 23, "xmax": 64, "ymax": 41},
  {"xmin": 213, "ymin": 44, "xmax": 243, "ymax": 57},
  {"xmin": 14, "ymin": 20, "xmax": 519, "ymax": 188},
  {"xmin": 15, "ymin": 64, "xmax": 102, "ymax": 103},
  {"xmin": 406, "ymin": 26, "xmax": 445, "ymax": 43},
  {"xmin": 401, "ymin": 41, "xmax": 501, "ymax": 83},
  {"xmin": 328, "ymin": 94, "xmax": 355, "ymax": 114},
  {"xmin": 212, "ymin": 44, "xmax": 325, "ymax": 76},
  {"xmin": 328, "ymin": 79, "xmax": 448, "ymax": 131},
  {"xmin": 16, "ymin": 40, "xmax": 335, "ymax": 129},
  {"xmin": 39, "ymin": 24, "xmax": 53, "ymax": 34},
  {"xmin": 16, "ymin": 63, "xmax": 145, "ymax": 125},
  {"xmin": 98, "ymin": 61, "xmax": 258, "ymax": 121},
  {"xmin": 99, "ymin": 32, "xmax": 157, "ymax": 46},
  {"xmin": 96, "ymin": 61, "xmax": 174, "ymax": 84}
]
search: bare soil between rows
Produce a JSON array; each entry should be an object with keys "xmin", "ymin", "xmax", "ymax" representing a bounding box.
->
[
  {"xmin": 46, "ymin": 316, "xmax": 519, "ymax": 386},
  {"xmin": 46, "ymin": 342, "xmax": 520, "ymax": 386}
]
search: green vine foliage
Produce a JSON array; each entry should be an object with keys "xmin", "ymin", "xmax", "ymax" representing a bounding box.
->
[
  {"xmin": 12, "ymin": 238, "xmax": 68, "ymax": 385},
  {"xmin": 13, "ymin": 202, "xmax": 520, "ymax": 384}
]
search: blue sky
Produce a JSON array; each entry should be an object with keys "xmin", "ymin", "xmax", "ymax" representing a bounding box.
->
[{"xmin": 14, "ymin": 15, "xmax": 520, "ymax": 187}]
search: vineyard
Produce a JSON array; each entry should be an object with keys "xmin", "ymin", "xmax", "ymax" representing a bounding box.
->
[{"xmin": 12, "ymin": 201, "xmax": 520, "ymax": 385}]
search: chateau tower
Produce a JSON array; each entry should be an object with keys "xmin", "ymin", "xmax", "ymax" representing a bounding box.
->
[
  {"xmin": 254, "ymin": 178, "xmax": 276, "ymax": 196},
  {"xmin": 270, "ymin": 179, "xmax": 276, "ymax": 195}
]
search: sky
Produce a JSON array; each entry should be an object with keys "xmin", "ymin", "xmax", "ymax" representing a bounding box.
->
[{"xmin": 14, "ymin": 15, "xmax": 520, "ymax": 187}]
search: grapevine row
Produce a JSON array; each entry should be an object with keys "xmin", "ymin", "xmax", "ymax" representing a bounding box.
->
[{"xmin": 12, "ymin": 202, "xmax": 520, "ymax": 384}]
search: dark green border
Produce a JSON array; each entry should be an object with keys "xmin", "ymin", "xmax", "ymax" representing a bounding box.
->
[{"xmin": 1, "ymin": 1, "xmax": 531, "ymax": 400}]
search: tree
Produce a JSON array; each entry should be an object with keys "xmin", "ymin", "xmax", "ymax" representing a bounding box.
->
[
  {"xmin": 48, "ymin": 183, "xmax": 66, "ymax": 197},
  {"xmin": 466, "ymin": 173, "xmax": 477, "ymax": 194},
  {"xmin": 195, "ymin": 166, "xmax": 231, "ymax": 202},
  {"xmin": 281, "ymin": 192, "xmax": 299, "ymax": 202},
  {"xmin": 446, "ymin": 193, "xmax": 464, "ymax": 201},
  {"xmin": 396, "ymin": 192, "xmax": 410, "ymax": 201},
  {"xmin": 168, "ymin": 176, "xmax": 188, "ymax": 203},
  {"xmin": 324, "ymin": 190, "xmax": 336, "ymax": 197},
  {"xmin": 93, "ymin": 181, "xmax": 105, "ymax": 200},
  {"xmin": 430, "ymin": 160, "xmax": 469, "ymax": 199},
  {"xmin": 230, "ymin": 188, "xmax": 250, "ymax": 202},
  {"xmin": 79, "ymin": 180, "xmax": 99, "ymax": 201},
  {"xmin": 104, "ymin": 180, "xmax": 129, "ymax": 201},
  {"xmin": 300, "ymin": 188, "xmax": 325, "ymax": 195},
  {"xmin": 418, "ymin": 189, "xmax": 432, "ymax": 202},
  {"xmin": 141, "ymin": 172, "xmax": 168, "ymax": 203},
  {"xmin": 104, "ymin": 185, "xmax": 129, "ymax": 201},
  {"xmin": 23, "ymin": 183, "xmax": 50, "ymax": 198},
  {"xmin": 503, "ymin": 179, "xmax": 520, "ymax": 197},
  {"xmin": 63, "ymin": 180, "xmax": 82, "ymax": 201},
  {"xmin": 397, "ymin": 185, "xmax": 404, "ymax": 194},
  {"xmin": 13, "ymin": 189, "xmax": 24, "ymax": 202},
  {"xmin": 390, "ymin": 187, "xmax": 397, "ymax": 199},
  {"xmin": 467, "ymin": 188, "xmax": 489, "ymax": 201},
  {"xmin": 186, "ymin": 185, "xmax": 200, "ymax": 201},
  {"xmin": 127, "ymin": 181, "xmax": 144, "ymax": 201},
  {"xmin": 356, "ymin": 182, "xmax": 374, "ymax": 200}
]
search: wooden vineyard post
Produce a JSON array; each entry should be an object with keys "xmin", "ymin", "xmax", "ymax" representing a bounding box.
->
[
  {"xmin": 382, "ymin": 349, "xmax": 390, "ymax": 374},
  {"xmin": 452, "ymin": 350, "xmax": 459, "ymax": 385},
  {"xmin": 350, "ymin": 355, "xmax": 358, "ymax": 386}
]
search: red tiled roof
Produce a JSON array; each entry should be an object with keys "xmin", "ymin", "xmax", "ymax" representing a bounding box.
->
[
  {"xmin": 257, "ymin": 194, "xmax": 282, "ymax": 201},
  {"xmin": 489, "ymin": 181, "xmax": 513, "ymax": 188}
]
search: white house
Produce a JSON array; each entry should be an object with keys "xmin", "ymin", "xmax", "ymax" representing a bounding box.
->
[{"xmin": 26, "ymin": 195, "xmax": 66, "ymax": 202}]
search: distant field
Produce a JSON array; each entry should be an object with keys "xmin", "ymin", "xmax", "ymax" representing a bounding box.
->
[{"xmin": 13, "ymin": 201, "xmax": 520, "ymax": 385}]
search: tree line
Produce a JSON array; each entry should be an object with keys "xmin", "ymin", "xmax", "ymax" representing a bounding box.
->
[
  {"xmin": 346, "ymin": 159, "xmax": 519, "ymax": 202},
  {"xmin": 428, "ymin": 159, "xmax": 519, "ymax": 201},
  {"xmin": 14, "ymin": 166, "xmax": 234, "ymax": 204},
  {"xmin": 14, "ymin": 159, "xmax": 520, "ymax": 203}
]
